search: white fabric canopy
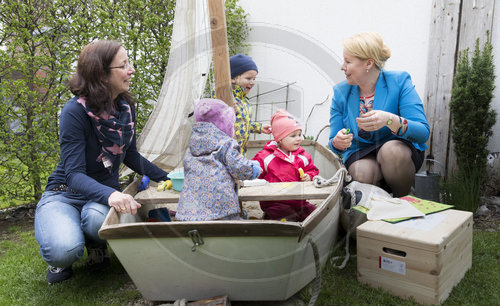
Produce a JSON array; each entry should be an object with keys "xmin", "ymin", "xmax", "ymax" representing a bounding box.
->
[{"xmin": 124, "ymin": 0, "xmax": 212, "ymax": 176}]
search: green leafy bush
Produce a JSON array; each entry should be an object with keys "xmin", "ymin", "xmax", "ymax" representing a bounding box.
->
[
  {"xmin": 446, "ymin": 35, "xmax": 497, "ymax": 211},
  {"xmin": 0, "ymin": 0, "xmax": 249, "ymax": 205}
]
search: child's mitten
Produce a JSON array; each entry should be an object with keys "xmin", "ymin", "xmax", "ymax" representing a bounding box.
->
[
  {"xmin": 251, "ymin": 160, "xmax": 262, "ymax": 179},
  {"xmin": 138, "ymin": 175, "xmax": 150, "ymax": 191}
]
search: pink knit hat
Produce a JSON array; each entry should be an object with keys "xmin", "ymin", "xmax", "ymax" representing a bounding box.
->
[
  {"xmin": 270, "ymin": 109, "xmax": 302, "ymax": 142},
  {"xmin": 194, "ymin": 98, "xmax": 235, "ymax": 137}
]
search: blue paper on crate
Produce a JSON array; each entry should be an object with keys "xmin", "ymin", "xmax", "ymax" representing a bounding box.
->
[{"xmin": 353, "ymin": 195, "xmax": 454, "ymax": 223}]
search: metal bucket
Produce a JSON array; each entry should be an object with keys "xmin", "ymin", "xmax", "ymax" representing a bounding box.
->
[
  {"xmin": 413, "ymin": 159, "xmax": 443, "ymax": 202},
  {"xmin": 414, "ymin": 171, "xmax": 441, "ymax": 202}
]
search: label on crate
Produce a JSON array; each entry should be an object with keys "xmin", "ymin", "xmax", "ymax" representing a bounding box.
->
[{"xmin": 379, "ymin": 256, "xmax": 406, "ymax": 275}]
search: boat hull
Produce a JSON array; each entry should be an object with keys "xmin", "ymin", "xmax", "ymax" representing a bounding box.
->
[{"xmin": 99, "ymin": 140, "xmax": 343, "ymax": 301}]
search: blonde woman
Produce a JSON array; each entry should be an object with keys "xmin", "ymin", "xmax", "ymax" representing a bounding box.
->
[{"xmin": 329, "ymin": 32, "xmax": 429, "ymax": 197}]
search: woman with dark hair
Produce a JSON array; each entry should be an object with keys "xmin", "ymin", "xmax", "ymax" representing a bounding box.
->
[{"xmin": 34, "ymin": 40, "xmax": 168, "ymax": 284}]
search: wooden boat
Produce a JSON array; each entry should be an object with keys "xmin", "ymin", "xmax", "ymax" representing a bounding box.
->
[
  {"xmin": 99, "ymin": 140, "xmax": 345, "ymax": 301},
  {"xmin": 98, "ymin": 0, "xmax": 346, "ymax": 301}
]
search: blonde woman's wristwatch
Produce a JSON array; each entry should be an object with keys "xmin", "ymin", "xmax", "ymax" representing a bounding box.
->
[{"xmin": 386, "ymin": 114, "xmax": 393, "ymax": 126}]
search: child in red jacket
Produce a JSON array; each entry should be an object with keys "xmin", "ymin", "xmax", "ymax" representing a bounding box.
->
[{"xmin": 252, "ymin": 109, "xmax": 319, "ymax": 221}]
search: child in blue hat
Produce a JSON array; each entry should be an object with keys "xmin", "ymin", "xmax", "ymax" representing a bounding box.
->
[{"xmin": 229, "ymin": 54, "xmax": 272, "ymax": 156}]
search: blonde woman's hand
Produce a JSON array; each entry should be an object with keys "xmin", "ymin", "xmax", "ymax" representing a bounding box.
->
[
  {"xmin": 356, "ymin": 110, "xmax": 393, "ymax": 132},
  {"xmin": 332, "ymin": 128, "xmax": 353, "ymax": 151},
  {"xmin": 108, "ymin": 191, "xmax": 141, "ymax": 215}
]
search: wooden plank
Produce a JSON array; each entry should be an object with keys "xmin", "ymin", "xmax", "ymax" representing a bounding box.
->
[
  {"xmin": 356, "ymin": 210, "xmax": 472, "ymax": 252},
  {"xmin": 134, "ymin": 181, "xmax": 334, "ymax": 205},
  {"xmin": 357, "ymin": 236, "xmax": 442, "ymax": 277},
  {"xmin": 135, "ymin": 187, "xmax": 181, "ymax": 204},
  {"xmin": 100, "ymin": 205, "xmax": 120, "ymax": 231},
  {"xmin": 435, "ymin": 241, "xmax": 472, "ymax": 303},
  {"xmin": 314, "ymin": 141, "xmax": 341, "ymax": 166},
  {"xmin": 447, "ymin": 0, "xmax": 495, "ymax": 174},
  {"xmin": 123, "ymin": 176, "xmax": 140, "ymax": 196},
  {"xmin": 98, "ymin": 219, "xmax": 303, "ymax": 240},
  {"xmin": 457, "ymin": 0, "xmax": 495, "ymax": 53},
  {"xmin": 358, "ymin": 267, "xmax": 439, "ymax": 304},
  {"xmin": 208, "ymin": 0, "xmax": 234, "ymax": 106},
  {"xmin": 239, "ymin": 181, "xmax": 334, "ymax": 201},
  {"xmin": 300, "ymin": 186, "xmax": 340, "ymax": 241},
  {"xmin": 422, "ymin": 0, "xmax": 461, "ymax": 174}
]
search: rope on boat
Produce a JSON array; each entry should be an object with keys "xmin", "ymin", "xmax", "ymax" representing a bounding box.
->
[
  {"xmin": 312, "ymin": 166, "xmax": 353, "ymax": 271},
  {"xmin": 161, "ymin": 298, "xmax": 187, "ymax": 306},
  {"xmin": 313, "ymin": 167, "xmax": 351, "ymax": 188},
  {"xmin": 308, "ymin": 237, "xmax": 321, "ymax": 306},
  {"xmin": 330, "ymin": 231, "xmax": 351, "ymax": 269},
  {"xmin": 173, "ymin": 299, "xmax": 187, "ymax": 306}
]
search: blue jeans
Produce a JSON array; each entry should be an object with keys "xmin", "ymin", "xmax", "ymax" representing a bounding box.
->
[{"xmin": 34, "ymin": 191, "xmax": 110, "ymax": 268}]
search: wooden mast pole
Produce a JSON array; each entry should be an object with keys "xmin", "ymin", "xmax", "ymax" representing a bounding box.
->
[{"xmin": 208, "ymin": 0, "xmax": 234, "ymax": 107}]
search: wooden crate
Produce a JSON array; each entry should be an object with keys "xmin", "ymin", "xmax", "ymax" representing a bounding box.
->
[{"xmin": 356, "ymin": 209, "xmax": 472, "ymax": 305}]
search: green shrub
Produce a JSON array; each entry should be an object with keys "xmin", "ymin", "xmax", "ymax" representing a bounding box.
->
[
  {"xmin": 0, "ymin": 0, "xmax": 250, "ymax": 205},
  {"xmin": 447, "ymin": 34, "xmax": 496, "ymax": 211},
  {"xmin": 441, "ymin": 168, "xmax": 482, "ymax": 212}
]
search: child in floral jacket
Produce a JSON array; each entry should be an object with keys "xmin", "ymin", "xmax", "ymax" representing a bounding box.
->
[{"xmin": 175, "ymin": 98, "xmax": 262, "ymax": 221}]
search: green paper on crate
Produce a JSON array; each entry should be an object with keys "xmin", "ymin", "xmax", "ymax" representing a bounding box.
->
[{"xmin": 353, "ymin": 195, "xmax": 454, "ymax": 223}]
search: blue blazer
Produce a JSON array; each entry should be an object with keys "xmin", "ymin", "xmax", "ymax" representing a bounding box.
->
[{"xmin": 328, "ymin": 70, "xmax": 429, "ymax": 164}]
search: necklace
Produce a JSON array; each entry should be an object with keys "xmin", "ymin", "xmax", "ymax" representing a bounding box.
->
[{"xmin": 360, "ymin": 93, "xmax": 374, "ymax": 100}]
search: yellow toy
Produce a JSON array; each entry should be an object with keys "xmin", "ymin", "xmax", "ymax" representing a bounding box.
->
[
  {"xmin": 298, "ymin": 168, "xmax": 304, "ymax": 179},
  {"xmin": 157, "ymin": 180, "xmax": 173, "ymax": 192}
]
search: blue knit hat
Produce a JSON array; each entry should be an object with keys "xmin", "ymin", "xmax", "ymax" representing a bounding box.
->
[{"xmin": 230, "ymin": 54, "xmax": 258, "ymax": 79}]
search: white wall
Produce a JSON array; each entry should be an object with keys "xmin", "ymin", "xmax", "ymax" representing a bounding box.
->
[{"xmin": 239, "ymin": 0, "xmax": 433, "ymax": 146}]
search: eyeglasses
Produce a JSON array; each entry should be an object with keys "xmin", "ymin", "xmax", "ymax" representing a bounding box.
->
[{"xmin": 108, "ymin": 62, "xmax": 133, "ymax": 70}]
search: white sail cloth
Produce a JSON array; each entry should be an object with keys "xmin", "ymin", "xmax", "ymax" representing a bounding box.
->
[{"xmin": 123, "ymin": 0, "xmax": 212, "ymax": 176}]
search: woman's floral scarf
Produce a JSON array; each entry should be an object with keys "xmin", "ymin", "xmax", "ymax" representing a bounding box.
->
[{"xmin": 77, "ymin": 96, "xmax": 134, "ymax": 171}]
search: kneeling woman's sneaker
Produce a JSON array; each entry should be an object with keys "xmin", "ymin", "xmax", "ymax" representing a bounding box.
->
[
  {"xmin": 46, "ymin": 265, "xmax": 73, "ymax": 284},
  {"xmin": 86, "ymin": 246, "xmax": 110, "ymax": 273}
]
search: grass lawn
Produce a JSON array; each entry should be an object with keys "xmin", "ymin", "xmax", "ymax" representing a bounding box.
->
[{"xmin": 0, "ymin": 220, "xmax": 498, "ymax": 305}]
